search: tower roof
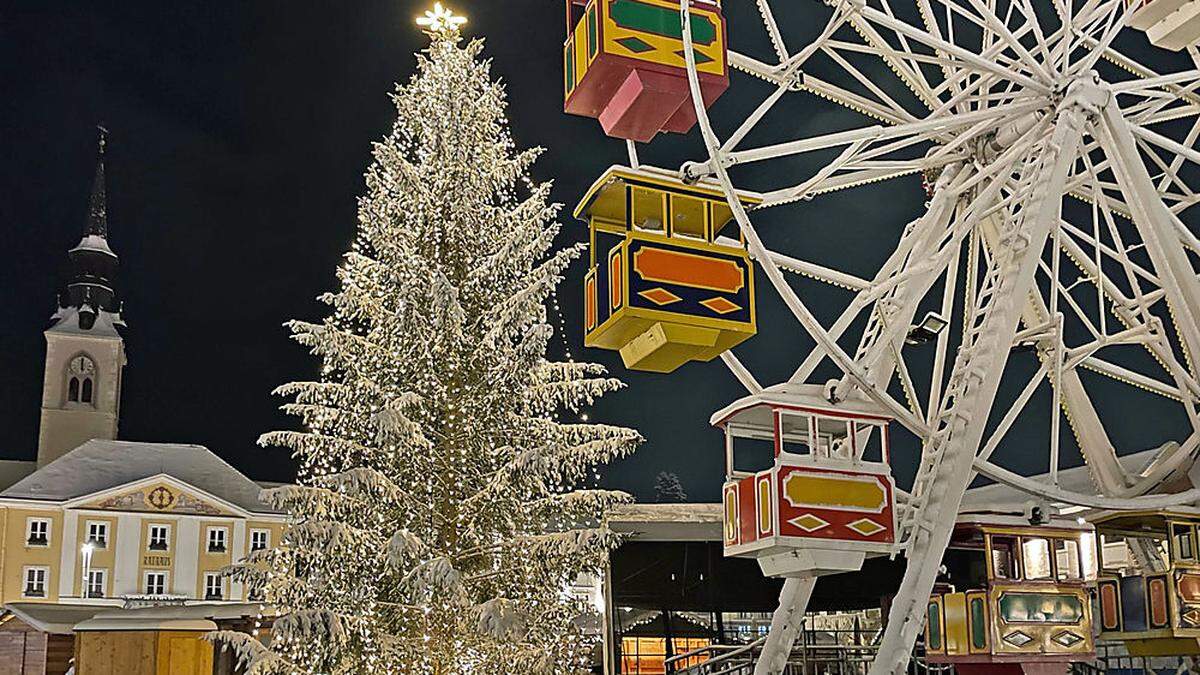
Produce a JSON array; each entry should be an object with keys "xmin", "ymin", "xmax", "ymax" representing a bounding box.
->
[
  {"xmin": 50, "ymin": 126, "xmax": 124, "ymax": 333},
  {"xmin": 85, "ymin": 126, "xmax": 108, "ymax": 238}
]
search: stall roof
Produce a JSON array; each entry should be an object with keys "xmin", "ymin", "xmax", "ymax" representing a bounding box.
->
[{"xmin": 608, "ymin": 503, "xmax": 722, "ymax": 542}]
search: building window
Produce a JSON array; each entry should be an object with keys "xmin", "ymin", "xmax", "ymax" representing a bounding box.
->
[
  {"xmin": 86, "ymin": 521, "xmax": 108, "ymax": 548},
  {"xmin": 204, "ymin": 573, "xmax": 225, "ymax": 601},
  {"xmin": 207, "ymin": 527, "xmax": 228, "ymax": 553},
  {"xmin": 23, "ymin": 567, "xmax": 48, "ymax": 598},
  {"xmin": 144, "ymin": 571, "xmax": 168, "ymax": 596},
  {"xmin": 26, "ymin": 518, "xmax": 50, "ymax": 546},
  {"xmin": 86, "ymin": 569, "xmax": 107, "ymax": 598},
  {"xmin": 148, "ymin": 524, "xmax": 170, "ymax": 551},
  {"xmin": 250, "ymin": 529, "xmax": 270, "ymax": 552},
  {"xmin": 66, "ymin": 354, "xmax": 96, "ymax": 407}
]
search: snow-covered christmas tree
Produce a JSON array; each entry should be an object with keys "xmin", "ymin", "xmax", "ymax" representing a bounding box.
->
[{"xmin": 221, "ymin": 7, "xmax": 641, "ymax": 673}]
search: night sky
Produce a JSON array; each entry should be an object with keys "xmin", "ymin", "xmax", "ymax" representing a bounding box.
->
[{"xmin": 1, "ymin": 2, "xmax": 1194, "ymax": 502}]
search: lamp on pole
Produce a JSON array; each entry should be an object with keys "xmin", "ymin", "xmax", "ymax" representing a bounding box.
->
[{"xmin": 80, "ymin": 543, "xmax": 94, "ymax": 598}]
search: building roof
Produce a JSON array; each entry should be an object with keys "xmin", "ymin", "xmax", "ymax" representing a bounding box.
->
[{"xmin": 1, "ymin": 439, "xmax": 283, "ymax": 514}]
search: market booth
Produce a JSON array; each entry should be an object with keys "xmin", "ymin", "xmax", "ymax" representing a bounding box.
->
[{"xmin": 72, "ymin": 607, "xmax": 215, "ymax": 675}]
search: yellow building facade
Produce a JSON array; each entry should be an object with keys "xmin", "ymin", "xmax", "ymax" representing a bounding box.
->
[{"xmin": 0, "ymin": 440, "xmax": 286, "ymax": 611}]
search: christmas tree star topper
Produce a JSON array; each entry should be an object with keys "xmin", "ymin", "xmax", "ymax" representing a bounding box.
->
[{"xmin": 416, "ymin": 3, "xmax": 467, "ymax": 35}]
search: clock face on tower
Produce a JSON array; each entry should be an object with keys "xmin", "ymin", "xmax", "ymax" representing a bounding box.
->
[{"xmin": 69, "ymin": 355, "xmax": 96, "ymax": 376}]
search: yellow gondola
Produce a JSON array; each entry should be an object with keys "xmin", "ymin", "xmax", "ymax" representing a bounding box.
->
[
  {"xmin": 575, "ymin": 165, "xmax": 760, "ymax": 373},
  {"xmin": 1091, "ymin": 509, "xmax": 1200, "ymax": 656},
  {"xmin": 925, "ymin": 513, "xmax": 1095, "ymax": 675}
]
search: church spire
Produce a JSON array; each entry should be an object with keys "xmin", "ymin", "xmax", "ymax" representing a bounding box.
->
[
  {"xmin": 85, "ymin": 126, "xmax": 108, "ymax": 238},
  {"xmin": 52, "ymin": 126, "xmax": 123, "ymax": 332}
]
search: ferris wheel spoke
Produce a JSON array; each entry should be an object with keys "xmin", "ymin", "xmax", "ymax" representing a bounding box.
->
[
  {"xmin": 976, "ymin": 362, "xmax": 1048, "ymax": 463},
  {"xmin": 1034, "ymin": 259, "xmax": 1103, "ymax": 339},
  {"xmin": 1064, "ymin": 0, "xmax": 1132, "ymax": 78},
  {"xmin": 800, "ymin": 72, "xmax": 915, "ymax": 124},
  {"xmin": 1080, "ymin": 355, "xmax": 1193, "ymax": 401},
  {"xmin": 844, "ymin": 10, "xmax": 941, "ymax": 110},
  {"xmin": 916, "ymin": 0, "xmax": 967, "ymax": 110},
  {"xmin": 679, "ymin": 1, "xmax": 931, "ymax": 438},
  {"xmin": 1057, "ymin": 219, "xmax": 1161, "ymax": 290},
  {"xmin": 698, "ymin": 100, "xmax": 1043, "ymax": 173},
  {"xmin": 719, "ymin": 351, "xmax": 763, "ymax": 395},
  {"xmin": 1136, "ymin": 137, "xmax": 1198, "ymax": 208},
  {"xmin": 1012, "ymin": 0, "xmax": 1057, "ymax": 68},
  {"xmin": 819, "ymin": 45, "xmax": 925, "ymax": 121},
  {"xmin": 853, "ymin": 2, "xmax": 1052, "ymax": 94},
  {"xmin": 950, "ymin": 0, "xmax": 1057, "ymax": 83},
  {"xmin": 714, "ymin": 235, "xmax": 871, "ymax": 290}
]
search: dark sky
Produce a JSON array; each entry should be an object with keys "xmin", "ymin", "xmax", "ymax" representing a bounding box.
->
[{"xmin": 1, "ymin": 2, "xmax": 1193, "ymax": 502}]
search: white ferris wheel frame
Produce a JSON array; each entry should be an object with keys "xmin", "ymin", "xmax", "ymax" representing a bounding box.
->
[{"xmin": 611, "ymin": 0, "xmax": 1200, "ymax": 671}]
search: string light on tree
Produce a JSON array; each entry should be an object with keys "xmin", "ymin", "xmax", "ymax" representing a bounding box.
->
[{"xmin": 215, "ymin": 6, "xmax": 641, "ymax": 673}]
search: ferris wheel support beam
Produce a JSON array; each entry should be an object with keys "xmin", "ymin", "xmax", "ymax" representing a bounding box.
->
[
  {"xmin": 1098, "ymin": 104, "xmax": 1200, "ymax": 378},
  {"xmin": 871, "ymin": 92, "xmax": 1092, "ymax": 675},
  {"xmin": 753, "ymin": 577, "xmax": 817, "ymax": 675},
  {"xmin": 836, "ymin": 167, "xmax": 965, "ymax": 401}
]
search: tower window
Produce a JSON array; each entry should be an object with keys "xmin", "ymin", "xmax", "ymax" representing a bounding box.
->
[{"xmin": 66, "ymin": 354, "xmax": 97, "ymax": 407}]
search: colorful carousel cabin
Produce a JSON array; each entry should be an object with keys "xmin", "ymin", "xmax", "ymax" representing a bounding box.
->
[
  {"xmin": 562, "ymin": 0, "xmax": 730, "ymax": 141},
  {"xmin": 924, "ymin": 512, "xmax": 1096, "ymax": 675},
  {"xmin": 1091, "ymin": 509, "xmax": 1200, "ymax": 656},
  {"xmin": 712, "ymin": 383, "xmax": 898, "ymax": 578},
  {"xmin": 1126, "ymin": 0, "xmax": 1200, "ymax": 50},
  {"xmin": 576, "ymin": 165, "xmax": 759, "ymax": 373}
]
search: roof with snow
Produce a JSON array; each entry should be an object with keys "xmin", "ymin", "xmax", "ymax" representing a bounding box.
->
[
  {"xmin": 46, "ymin": 306, "xmax": 123, "ymax": 337},
  {"xmin": 1, "ymin": 439, "xmax": 283, "ymax": 514}
]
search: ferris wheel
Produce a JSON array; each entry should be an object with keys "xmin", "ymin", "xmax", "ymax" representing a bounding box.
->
[
  {"xmin": 663, "ymin": 0, "xmax": 1200, "ymax": 670},
  {"xmin": 563, "ymin": 0, "xmax": 1200, "ymax": 671}
]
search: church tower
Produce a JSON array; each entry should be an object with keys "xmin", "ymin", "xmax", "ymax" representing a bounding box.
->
[{"xmin": 37, "ymin": 128, "xmax": 127, "ymax": 467}]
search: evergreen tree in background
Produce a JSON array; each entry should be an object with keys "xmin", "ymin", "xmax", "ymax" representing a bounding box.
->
[
  {"xmin": 653, "ymin": 471, "xmax": 688, "ymax": 503},
  {"xmin": 221, "ymin": 15, "xmax": 640, "ymax": 674}
]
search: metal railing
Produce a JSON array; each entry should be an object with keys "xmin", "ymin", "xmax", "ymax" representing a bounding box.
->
[{"xmin": 665, "ymin": 628, "xmax": 952, "ymax": 675}]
